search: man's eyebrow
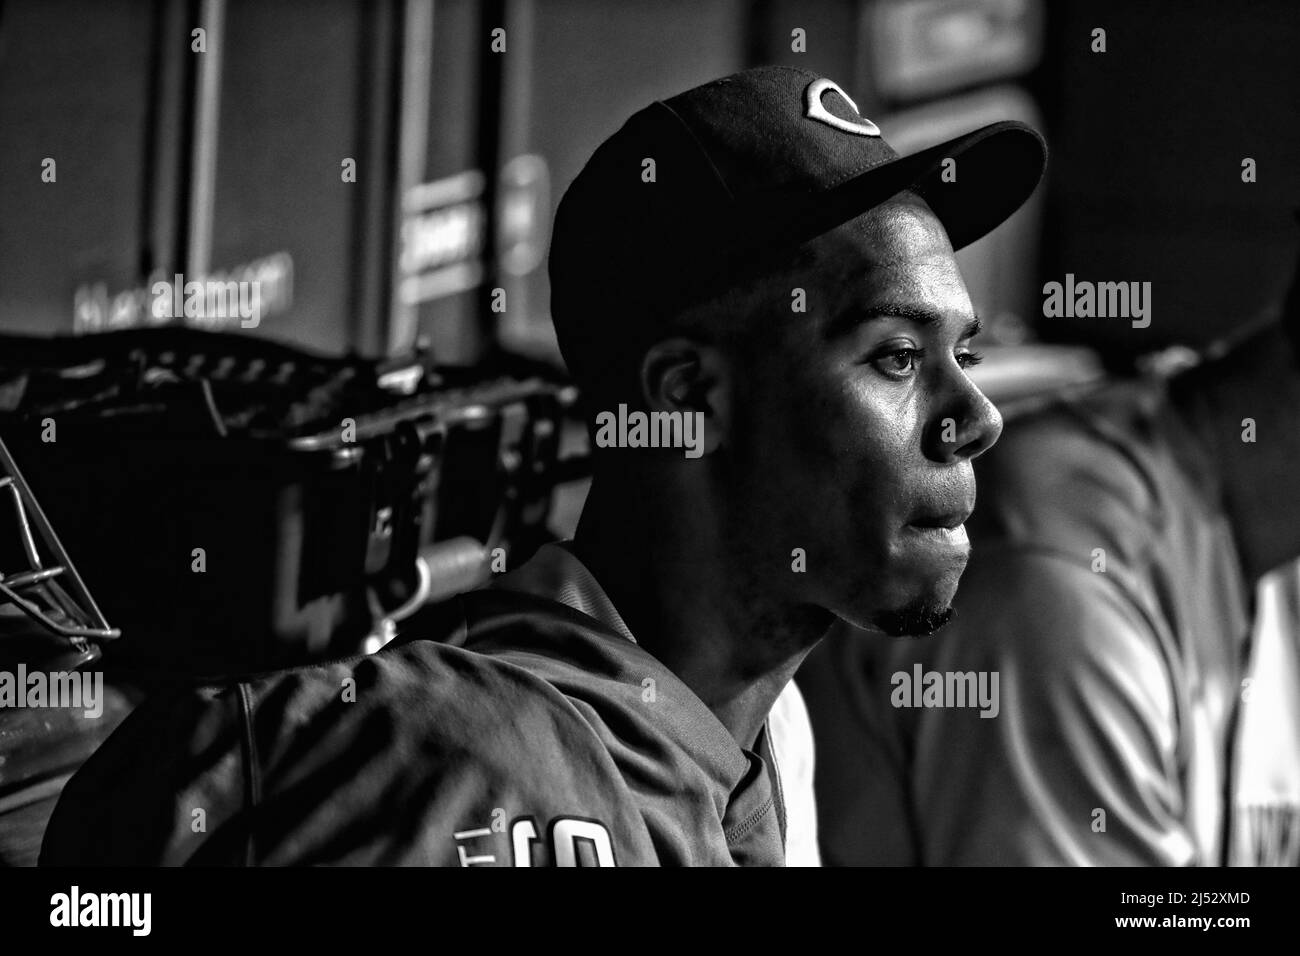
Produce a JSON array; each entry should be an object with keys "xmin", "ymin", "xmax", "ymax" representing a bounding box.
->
[{"xmin": 826, "ymin": 304, "xmax": 983, "ymax": 339}]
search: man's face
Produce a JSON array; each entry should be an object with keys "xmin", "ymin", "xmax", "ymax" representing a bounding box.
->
[{"xmin": 722, "ymin": 196, "xmax": 1002, "ymax": 635}]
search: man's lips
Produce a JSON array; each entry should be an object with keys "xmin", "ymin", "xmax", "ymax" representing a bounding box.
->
[
  {"xmin": 906, "ymin": 509, "xmax": 972, "ymax": 531},
  {"xmin": 903, "ymin": 512, "xmax": 971, "ymax": 553}
]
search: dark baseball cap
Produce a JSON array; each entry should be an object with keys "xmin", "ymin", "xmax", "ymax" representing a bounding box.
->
[{"xmin": 549, "ymin": 65, "xmax": 1047, "ymax": 377}]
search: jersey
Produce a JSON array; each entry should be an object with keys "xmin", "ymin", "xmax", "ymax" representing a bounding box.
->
[{"xmin": 40, "ymin": 542, "xmax": 795, "ymax": 866}]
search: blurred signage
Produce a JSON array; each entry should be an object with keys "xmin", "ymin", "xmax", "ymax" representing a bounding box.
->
[
  {"xmin": 498, "ymin": 154, "xmax": 550, "ymax": 277},
  {"xmin": 399, "ymin": 169, "xmax": 487, "ymax": 305},
  {"xmin": 398, "ymin": 157, "xmax": 549, "ymax": 306},
  {"xmin": 869, "ymin": 0, "xmax": 1043, "ymax": 101},
  {"xmin": 71, "ymin": 251, "xmax": 294, "ymax": 334}
]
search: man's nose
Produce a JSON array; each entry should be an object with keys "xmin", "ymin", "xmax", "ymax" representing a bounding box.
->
[{"xmin": 924, "ymin": 374, "xmax": 1003, "ymax": 464}]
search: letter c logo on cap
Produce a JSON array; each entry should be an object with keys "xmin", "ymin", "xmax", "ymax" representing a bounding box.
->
[{"xmin": 804, "ymin": 78, "xmax": 880, "ymax": 137}]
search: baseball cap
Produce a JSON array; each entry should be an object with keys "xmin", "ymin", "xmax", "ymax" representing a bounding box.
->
[{"xmin": 549, "ymin": 65, "xmax": 1047, "ymax": 377}]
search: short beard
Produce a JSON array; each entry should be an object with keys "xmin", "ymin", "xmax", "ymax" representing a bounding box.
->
[{"xmin": 872, "ymin": 601, "xmax": 954, "ymax": 637}]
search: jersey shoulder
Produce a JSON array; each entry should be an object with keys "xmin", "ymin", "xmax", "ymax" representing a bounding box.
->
[{"xmin": 42, "ymin": 627, "xmax": 653, "ymax": 866}]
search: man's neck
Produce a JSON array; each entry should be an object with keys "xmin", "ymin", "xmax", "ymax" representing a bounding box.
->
[{"xmin": 572, "ymin": 478, "xmax": 832, "ymax": 749}]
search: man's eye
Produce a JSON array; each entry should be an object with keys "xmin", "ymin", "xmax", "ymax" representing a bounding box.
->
[
  {"xmin": 957, "ymin": 350, "xmax": 985, "ymax": 370},
  {"xmin": 871, "ymin": 348, "xmax": 921, "ymax": 377}
]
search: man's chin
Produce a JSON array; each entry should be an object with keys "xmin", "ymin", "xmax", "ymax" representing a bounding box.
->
[
  {"xmin": 829, "ymin": 552, "xmax": 965, "ymax": 635},
  {"xmin": 869, "ymin": 601, "xmax": 955, "ymax": 637}
]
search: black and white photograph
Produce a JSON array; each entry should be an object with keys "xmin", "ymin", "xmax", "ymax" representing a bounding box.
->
[{"xmin": 0, "ymin": 0, "xmax": 1297, "ymax": 939}]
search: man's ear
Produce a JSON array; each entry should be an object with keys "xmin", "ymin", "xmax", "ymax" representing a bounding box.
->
[{"xmin": 639, "ymin": 337, "xmax": 728, "ymax": 455}]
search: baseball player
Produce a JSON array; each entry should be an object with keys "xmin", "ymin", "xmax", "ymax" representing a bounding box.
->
[{"xmin": 40, "ymin": 67, "xmax": 1044, "ymax": 866}]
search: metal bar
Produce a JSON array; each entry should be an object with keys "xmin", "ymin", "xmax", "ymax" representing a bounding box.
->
[
  {"xmin": 347, "ymin": 0, "xmax": 402, "ymax": 358},
  {"xmin": 388, "ymin": 0, "xmax": 436, "ymax": 356},
  {"xmin": 2, "ymin": 474, "xmax": 44, "ymax": 568},
  {"xmin": 186, "ymin": 0, "xmax": 226, "ymax": 280},
  {"xmin": 0, "ymin": 566, "xmax": 65, "ymax": 590},
  {"xmin": 0, "ymin": 580, "xmax": 118, "ymax": 643},
  {"xmin": 0, "ymin": 438, "xmax": 114, "ymax": 634}
]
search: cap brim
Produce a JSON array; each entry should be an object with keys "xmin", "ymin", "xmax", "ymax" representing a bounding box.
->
[
  {"xmin": 901, "ymin": 120, "xmax": 1048, "ymax": 250},
  {"xmin": 734, "ymin": 120, "xmax": 1047, "ymax": 259}
]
